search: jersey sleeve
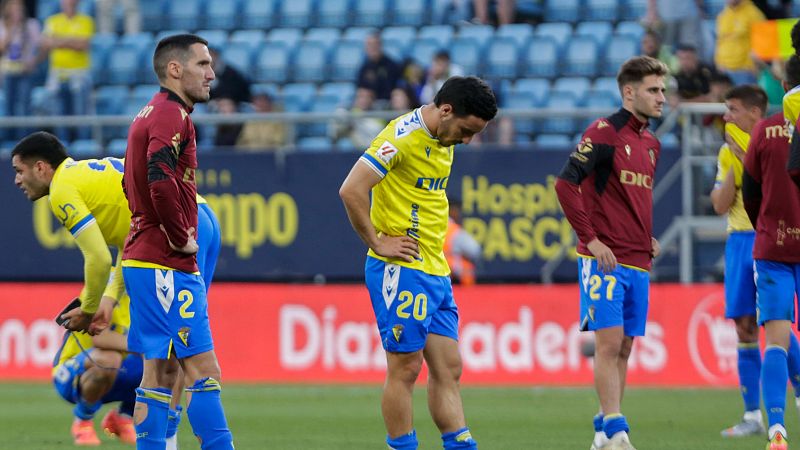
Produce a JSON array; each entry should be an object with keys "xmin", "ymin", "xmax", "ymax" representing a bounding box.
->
[
  {"xmin": 783, "ymin": 86, "xmax": 800, "ymax": 130},
  {"xmin": 358, "ymin": 126, "xmax": 404, "ymax": 178},
  {"xmin": 48, "ymin": 180, "xmax": 96, "ymax": 238},
  {"xmin": 742, "ymin": 122, "xmax": 764, "ymax": 226}
]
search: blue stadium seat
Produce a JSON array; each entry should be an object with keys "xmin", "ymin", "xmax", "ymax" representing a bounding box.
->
[
  {"xmin": 318, "ymin": 0, "xmax": 352, "ymax": 27},
  {"xmin": 336, "ymin": 137, "xmax": 356, "ymax": 151},
  {"xmin": 131, "ymin": 85, "xmax": 159, "ymax": 106},
  {"xmin": 70, "ymin": 139, "xmax": 102, "ymax": 158},
  {"xmin": 205, "ymin": 0, "xmax": 240, "ymax": 30},
  {"xmin": 197, "ymin": 30, "xmax": 229, "ymax": 51},
  {"xmin": 292, "ymin": 42, "xmax": 329, "ymax": 83},
  {"xmin": 222, "ymin": 43, "xmax": 255, "ymax": 77},
  {"xmin": 279, "ymin": 0, "xmax": 313, "ymax": 28},
  {"xmin": 381, "ymin": 26, "xmax": 417, "ymax": 49},
  {"xmin": 166, "ymin": 0, "xmax": 202, "ymax": 31},
  {"xmin": 604, "ymin": 35, "xmax": 638, "ymax": 76},
  {"xmin": 615, "ymin": 21, "xmax": 644, "ymax": 41},
  {"xmin": 37, "ymin": 0, "xmax": 59, "ymax": 22},
  {"xmin": 119, "ymin": 32, "xmax": 154, "ymax": 53},
  {"xmin": 297, "ymin": 136, "xmax": 334, "ymax": 152},
  {"xmin": 252, "ymin": 83, "xmax": 280, "ymax": 98},
  {"xmin": 535, "ymin": 134, "xmax": 572, "ymax": 148},
  {"xmin": 575, "ymin": 21, "xmax": 613, "ymax": 47},
  {"xmin": 353, "ymin": 0, "xmax": 388, "ymax": 26},
  {"xmin": 534, "ymin": 22, "xmax": 572, "ymax": 50},
  {"xmin": 522, "ymin": 37, "xmax": 559, "ymax": 79},
  {"xmin": 541, "ymin": 94, "xmax": 579, "ymax": 135},
  {"xmin": 253, "ymin": 44, "xmax": 290, "ymax": 83},
  {"xmin": 281, "ymin": 83, "xmax": 317, "ymax": 113},
  {"xmin": 562, "ymin": 38, "xmax": 599, "ymax": 77},
  {"xmin": 496, "ymin": 23, "xmax": 533, "ymax": 48},
  {"xmin": 593, "ymin": 77, "xmax": 621, "ymax": 101},
  {"xmin": 584, "ymin": 90, "xmax": 618, "ymax": 108},
  {"xmin": 512, "ymin": 78, "xmax": 551, "ymax": 106},
  {"xmin": 138, "ymin": 0, "xmax": 165, "ymax": 31},
  {"xmin": 484, "ymin": 37, "xmax": 519, "ymax": 79},
  {"xmin": 553, "ymin": 77, "xmax": 591, "ymax": 104},
  {"xmin": 381, "ymin": 38, "xmax": 408, "ymax": 63},
  {"xmin": 266, "ymin": 28, "xmax": 303, "ymax": 50},
  {"xmin": 305, "ymin": 95, "xmax": 342, "ymax": 137},
  {"xmin": 393, "ymin": 0, "xmax": 428, "ymax": 26},
  {"xmin": 107, "ymin": 45, "xmax": 143, "ymax": 85},
  {"xmin": 95, "ymin": 86, "xmax": 129, "ymax": 116},
  {"xmin": 229, "ymin": 30, "xmax": 266, "ymax": 52},
  {"xmin": 660, "ymin": 133, "xmax": 679, "ymax": 148},
  {"xmin": 108, "ymin": 139, "xmax": 128, "ymax": 157},
  {"xmin": 91, "ymin": 33, "xmax": 117, "ymax": 85},
  {"xmin": 409, "ymin": 38, "xmax": 443, "ymax": 66},
  {"xmin": 544, "ymin": 0, "xmax": 580, "ymax": 22},
  {"xmin": 450, "ymin": 37, "xmax": 482, "ymax": 75},
  {"xmin": 320, "ymin": 82, "xmax": 357, "ymax": 107},
  {"xmin": 706, "ymin": 0, "xmax": 725, "ymax": 15},
  {"xmin": 342, "ymin": 27, "xmax": 378, "ymax": 43},
  {"xmin": 331, "ymin": 40, "xmax": 365, "ymax": 82},
  {"xmin": 457, "ymin": 24, "xmax": 494, "ymax": 48},
  {"xmin": 418, "ymin": 25, "xmax": 454, "ymax": 48},
  {"xmin": 154, "ymin": 30, "xmax": 189, "ymax": 44},
  {"xmin": 241, "ymin": 0, "xmax": 277, "ymax": 29},
  {"xmin": 503, "ymin": 93, "xmax": 537, "ymax": 135},
  {"xmin": 585, "ymin": 0, "xmax": 619, "ymax": 21},
  {"xmin": 304, "ymin": 28, "xmax": 343, "ymax": 53},
  {"xmin": 621, "ymin": 0, "xmax": 647, "ymax": 21}
]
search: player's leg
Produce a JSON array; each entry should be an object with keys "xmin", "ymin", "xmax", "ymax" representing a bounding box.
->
[
  {"xmin": 166, "ymin": 367, "xmax": 184, "ymax": 450},
  {"xmin": 197, "ymin": 203, "xmax": 221, "ymax": 293},
  {"xmin": 99, "ymin": 353, "xmax": 144, "ymax": 444},
  {"xmin": 53, "ymin": 351, "xmax": 103, "ymax": 446},
  {"xmin": 383, "ymin": 350, "xmax": 424, "ymax": 448}
]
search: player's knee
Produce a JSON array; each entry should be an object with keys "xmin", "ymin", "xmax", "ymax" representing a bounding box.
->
[
  {"xmin": 428, "ymin": 353, "xmax": 463, "ymax": 383},
  {"xmin": 618, "ymin": 337, "xmax": 634, "ymax": 359},
  {"xmin": 735, "ymin": 317, "xmax": 759, "ymax": 342},
  {"xmin": 389, "ymin": 354, "xmax": 424, "ymax": 384},
  {"xmin": 90, "ymin": 349, "xmax": 123, "ymax": 369}
]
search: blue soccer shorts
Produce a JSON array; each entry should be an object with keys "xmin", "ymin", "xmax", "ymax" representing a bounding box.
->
[
  {"xmin": 578, "ymin": 256, "xmax": 650, "ymax": 336},
  {"xmin": 755, "ymin": 259, "xmax": 800, "ymax": 325},
  {"xmin": 123, "ymin": 267, "xmax": 214, "ymax": 360},
  {"xmin": 53, "ymin": 351, "xmax": 143, "ymax": 404},
  {"xmin": 197, "ymin": 202, "xmax": 222, "ymax": 292},
  {"xmin": 724, "ymin": 231, "xmax": 757, "ymax": 319},
  {"xmin": 365, "ymin": 256, "xmax": 459, "ymax": 353}
]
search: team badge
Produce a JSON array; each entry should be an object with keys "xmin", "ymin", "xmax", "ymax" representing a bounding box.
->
[
  {"xmin": 178, "ymin": 327, "xmax": 190, "ymax": 346},
  {"xmin": 392, "ymin": 324, "xmax": 404, "ymax": 342},
  {"xmin": 597, "ymin": 120, "xmax": 608, "ymax": 129},
  {"xmin": 577, "ymin": 138, "xmax": 593, "ymax": 154},
  {"xmin": 624, "ymin": 144, "xmax": 631, "ymax": 158}
]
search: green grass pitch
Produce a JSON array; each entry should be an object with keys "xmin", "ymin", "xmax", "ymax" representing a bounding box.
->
[{"xmin": 0, "ymin": 383, "xmax": 790, "ymax": 449}]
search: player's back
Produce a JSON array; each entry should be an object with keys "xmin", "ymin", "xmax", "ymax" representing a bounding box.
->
[
  {"xmin": 715, "ymin": 143, "xmax": 753, "ymax": 233},
  {"xmin": 49, "ymin": 157, "xmax": 130, "ymax": 248}
]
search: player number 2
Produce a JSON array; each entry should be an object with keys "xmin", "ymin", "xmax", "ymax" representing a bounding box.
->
[
  {"xmin": 396, "ymin": 291, "xmax": 428, "ymax": 321},
  {"xmin": 589, "ymin": 274, "xmax": 617, "ymax": 301},
  {"xmin": 178, "ymin": 289, "xmax": 195, "ymax": 318}
]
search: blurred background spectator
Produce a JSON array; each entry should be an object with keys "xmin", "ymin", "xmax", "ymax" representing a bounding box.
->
[
  {"xmin": 419, "ymin": 50, "xmax": 464, "ymax": 104},
  {"xmin": 445, "ymin": 200, "xmax": 482, "ymax": 286},
  {"xmin": 209, "ymin": 45, "xmax": 251, "ymax": 104},
  {"xmin": 356, "ymin": 32, "xmax": 401, "ymax": 103},
  {"xmin": 236, "ymin": 93, "xmax": 289, "ymax": 151},
  {"xmin": 714, "ymin": 0, "xmax": 765, "ymax": 85},
  {"xmin": 675, "ymin": 44, "xmax": 719, "ymax": 101},
  {"xmin": 473, "ymin": 0, "xmax": 516, "ymax": 26},
  {"xmin": 213, "ymin": 97, "xmax": 242, "ymax": 148},
  {"xmin": 0, "ymin": 0, "xmax": 40, "ymax": 138},
  {"xmin": 643, "ymin": 0, "xmax": 705, "ymax": 61},
  {"xmin": 332, "ymin": 87, "xmax": 385, "ymax": 149},
  {"xmin": 95, "ymin": 0, "xmax": 139, "ymax": 34}
]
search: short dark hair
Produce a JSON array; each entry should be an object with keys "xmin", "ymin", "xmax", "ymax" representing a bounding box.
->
[
  {"xmin": 617, "ymin": 56, "xmax": 669, "ymax": 89},
  {"xmin": 786, "ymin": 55, "xmax": 800, "ymax": 90},
  {"xmin": 11, "ymin": 131, "xmax": 68, "ymax": 168},
  {"xmin": 433, "ymin": 76, "xmax": 497, "ymax": 121},
  {"xmin": 153, "ymin": 34, "xmax": 208, "ymax": 82},
  {"xmin": 792, "ymin": 20, "xmax": 800, "ymax": 55},
  {"xmin": 724, "ymin": 84, "xmax": 768, "ymax": 114}
]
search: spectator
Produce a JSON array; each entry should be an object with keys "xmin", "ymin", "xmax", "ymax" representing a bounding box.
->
[
  {"xmin": 715, "ymin": 0, "xmax": 766, "ymax": 85},
  {"xmin": 213, "ymin": 97, "xmax": 242, "ymax": 148},
  {"xmin": 0, "ymin": 0, "xmax": 40, "ymax": 137},
  {"xmin": 473, "ymin": 0, "xmax": 516, "ymax": 25},
  {"xmin": 419, "ymin": 50, "xmax": 465, "ymax": 104},
  {"xmin": 674, "ymin": 44, "xmax": 719, "ymax": 101},
  {"xmin": 640, "ymin": 30, "xmax": 678, "ymax": 73},
  {"xmin": 389, "ymin": 86, "xmax": 420, "ymax": 112},
  {"xmin": 95, "ymin": 0, "xmax": 140, "ymax": 34},
  {"xmin": 331, "ymin": 87, "xmax": 385, "ymax": 149},
  {"xmin": 752, "ymin": 0, "xmax": 792, "ymax": 18},
  {"xmin": 236, "ymin": 93, "xmax": 289, "ymax": 151},
  {"xmin": 40, "ymin": 0, "xmax": 94, "ymax": 140},
  {"xmin": 209, "ymin": 45, "xmax": 251, "ymax": 104},
  {"xmin": 643, "ymin": 0, "xmax": 705, "ymax": 60},
  {"xmin": 444, "ymin": 200, "xmax": 482, "ymax": 286},
  {"xmin": 754, "ymin": 58, "xmax": 786, "ymax": 106},
  {"xmin": 399, "ymin": 58, "xmax": 425, "ymax": 101},
  {"xmin": 356, "ymin": 32, "xmax": 401, "ymax": 102}
]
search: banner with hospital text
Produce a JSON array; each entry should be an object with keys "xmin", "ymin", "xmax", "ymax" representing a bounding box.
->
[
  {"xmin": 0, "ymin": 282, "xmax": 752, "ymax": 386},
  {"xmin": 0, "ymin": 148, "xmax": 681, "ymax": 282}
]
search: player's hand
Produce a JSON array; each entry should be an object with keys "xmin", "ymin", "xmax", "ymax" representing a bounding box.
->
[
  {"xmin": 587, "ymin": 238, "xmax": 617, "ymax": 273},
  {"xmin": 88, "ymin": 296, "xmax": 115, "ymax": 335},
  {"xmin": 725, "ymin": 132, "xmax": 746, "ymax": 161},
  {"xmin": 373, "ymin": 235, "xmax": 420, "ymax": 263},
  {"xmin": 651, "ymin": 237, "xmax": 661, "ymax": 259},
  {"xmin": 160, "ymin": 225, "xmax": 199, "ymax": 254},
  {"xmin": 61, "ymin": 308, "xmax": 94, "ymax": 334}
]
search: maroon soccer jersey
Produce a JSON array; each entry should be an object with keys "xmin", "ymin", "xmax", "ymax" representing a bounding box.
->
[
  {"xmin": 743, "ymin": 112, "xmax": 800, "ymax": 263},
  {"xmin": 555, "ymin": 108, "xmax": 660, "ymax": 270},
  {"xmin": 122, "ymin": 88, "xmax": 199, "ymax": 273}
]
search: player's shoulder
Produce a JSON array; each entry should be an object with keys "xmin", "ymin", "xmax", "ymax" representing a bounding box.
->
[
  {"xmin": 582, "ymin": 112, "xmax": 624, "ymax": 142},
  {"xmin": 391, "ymin": 109, "xmax": 427, "ymax": 143},
  {"xmin": 751, "ymin": 112, "xmax": 786, "ymax": 139}
]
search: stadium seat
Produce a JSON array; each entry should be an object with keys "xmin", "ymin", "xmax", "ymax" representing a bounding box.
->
[
  {"xmin": 615, "ymin": 21, "xmax": 644, "ymax": 41},
  {"xmin": 165, "ymin": 0, "xmax": 202, "ymax": 31},
  {"xmin": 304, "ymin": 28, "xmax": 343, "ymax": 53},
  {"xmin": 381, "ymin": 26, "xmax": 417, "ymax": 49},
  {"xmin": 197, "ymin": 30, "xmax": 229, "ymax": 51},
  {"xmin": 522, "ymin": 37, "xmax": 559, "ymax": 78},
  {"xmin": 393, "ymin": 0, "xmax": 428, "ymax": 26},
  {"xmin": 108, "ymin": 138, "xmax": 128, "ymax": 157},
  {"xmin": 252, "ymin": 83, "xmax": 280, "ymax": 98},
  {"xmin": 342, "ymin": 27, "xmax": 378, "ymax": 43},
  {"xmin": 450, "ymin": 37, "xmax": 482, "ymax": 76},
  {"xmin": 621, "ymin": 0, "xmax": 647, "ymax": 21},
  {"xmin": 585, "ymin": 0, "xmax": 619, "ymax": 21},
  {"xmin": 318, "ymin": 0, "xmax": 352, "ymax": 27},
  {"xmin": 409, "ymin": 38, "xmax": 443, "ymax": 66},
  {"xmin": 661, "ymin": 133, "xmax": 679, "ymax": 148},
  {"xmin": 575, "ymin": 21, "xmax": 613, "ymax": 47},
  {"xmin": 553, "ymin": 77, "xmax": 591, "ymax": 104},
  {"xmin": 541, "ymin": 93, "xmax": 579, "ymax": 135},
  {"xmin": 533, "ymin": 22, "xmax": 573, "ymax": 50},
  {"xmin": 241, "ymin": 0, "xmax": 277, "ymax": 29},
  {"xmin": 484, "ymin": 37, "xmax": 519, "ymax": 79},
  {"xmin": 297, "ymin": 136, "xmax": 334, "ymax": 152},
  {"xmin": 584, "ymin": 90, "xmax": 617, "ymax": 108},
  {"xmin": 418, "ymin": 25, "xmax": 454, "ymax": 48},
  {"xmin": 705, "ymin": 0, "xmax": 725, "ymax": 15},
  {"xmin": 603, "ymin": 35, "xmax": 638, "ymax": 76},
  {"xmin": 139, "ymin": 0, "xmax": 166, "ymax": 32},
  {"xmin": 154, "ymin": 30, "xmax": 189, "ymax": 44},
  {"xmin": 353, "ymin": 0, "xmax": 388, "ymax": 26},
  {"xmin": 496, "ymin": 23, "xmax": 533, "ymax": 49},
  {"xmin": 222, "ymin": 42, "xmax": 256, "ymax": 77},
  {"xmin": 118, "ymin": 32, "xmax": 154, "ymax": 53},
  {"xmin": 319, "ymin": 82, "xmax": 357, "ymax": 107},
  {"xmin": 95, "ymin": 86, "xmax": 129, "ymax": 116},
  {"xmin": 91, "ymin": 33, "xmax": 117, "ymax": 85},
  {"xmin": 305, "ymin": 95, "xmax": 342, "ymax": 137},
  {"xmin": 70, "ymin": 139, "xmax": 102, "ymax": 158},
  {"xmin": 593, "ymin": 77, "xmax": 622, "ymax": 101},
  {"xmin": 335, "ymin": 137, "xmax": 356, "ymax": 151},
  {"xmin": 503, "ymin": 92, "xmax": 537, "ymax": 135},
  {"xmin": 281, "ymin": 83, "xmax": 318, "ymax": 112},
  {"xmin": 544, "ymin": 0, "xmax": 580, "ymax": 23},
  {"xmin": 253, "ymin": 43, "xmax": 290, "ymax": 83},
  {"xmin": 229, "ymin": 30, "xmax": 266, "ymax": 52},
  {"xmin": 535, "ymin": 133, "xmax": 572, "ymax": 148},
  {"xmin": 205, "ymin": 0, "xmax": 239, "ymax": 30},
  {"xmin": 381, "ymin": 38, "xmax": 408, "ymax": 63},
  {"xmin": 292, "ymin": 42, "xmax": 329, "ymax": 83},
  {"xmin": 331, "ymin": 40, "xmax": 366, "ymax": 82},
  {"xmin": 107, "ymin": 44, "xmax": 143, "ymax": 85},
  {"xmin": 266, "ymin": 28, "xmax": 303, "ymax": 50},
  {"xmin": 512, "ymin": 78, "xmax": 551, "ymax": 106},
  {"xmin": 457, "ymin": 24, "xmax": 494, "ymax": 48},
  {"xmin": 279, "ymin": 0, "xmax": 313, "ymax": 28},
  {"xmin": 130, "ymin": 85, "xmax": 160, "ymax": 106},
  {"xmin": 562, "ymin": 38, "xmax": 599, "ymax": 77}
]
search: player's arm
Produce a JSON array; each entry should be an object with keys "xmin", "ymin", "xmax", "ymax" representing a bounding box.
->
[
  {"xmin": 789, "ymin": 126, "xmax": 800, "ymax": 190},
  {"xmin": 90, "ymin": 327, "xmax": 128, "ymax": 352},
  {"xmin": 339, "ymin": 160, "xmax": 420, "ymax": 262},
  {"xmin": 710, "ymin": 148, "xmax": 737, "ymax": 215},
  {"xmin": 742, "ymin": 125, "xmax": 763, "ymax": 228}
]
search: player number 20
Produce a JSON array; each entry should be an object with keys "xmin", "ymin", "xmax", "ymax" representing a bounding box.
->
[
  {"xmin": 589, "ymin": 274, "xmax": 617, "ymax": 301},
  {"xmin": 178, "ymin": 289, "xmax": 195, "ymax": 318},
  {"xmin": 396, "ymin": 291, "xmax": 428, "ymax": 321}
]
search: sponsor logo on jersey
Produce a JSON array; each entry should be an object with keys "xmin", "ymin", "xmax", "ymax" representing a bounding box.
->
[
  {"xmin": 377, "ymin": 141, "xmax": 399, "ymax": 164},
  {"xmin": 620, "ymin": 169, "xmax": 653, "ymax": 189}
]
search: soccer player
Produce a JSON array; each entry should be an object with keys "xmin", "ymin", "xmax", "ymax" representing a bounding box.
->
[
  {"xmin": 555, "ymin": 56, "xmax": 668, "ymax": 450},
  {"xmin": 743, "ymin": 54, "xmax": 800, "ymax": 450},
  {"xmin": 786, "ymin": 21, "xmax": 800, "ymax": 189},
  {"xmin": 339, "ymin": 76, "xmax": 497, "ymax": 450},
  {"xmin": 121, "ymin": 34, "xmax": 233, "ymax": 450}
]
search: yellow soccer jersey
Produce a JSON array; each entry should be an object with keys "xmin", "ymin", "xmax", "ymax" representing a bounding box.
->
[
  {"xmin": 784, "ymin": 85, "xmax": 800, "ymax": 136},
  {"xmin": 360, "ymin": 108, "xmax": 453, "ymax": 276},
  {"xmin": 715, "ymin": 143, "xmax": 752, "ymax": 232},
  {"xmin": 51, "ymin": 294, "xmax": 131, "ymax": 375},
  {"xmin": 48, "ymin": 157, "xmax": 130, "ymax": 248}
]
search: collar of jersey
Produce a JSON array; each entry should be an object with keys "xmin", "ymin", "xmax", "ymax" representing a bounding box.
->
[
  {"xmin": 159, "ymin": 87, "xmax": 193, "ymax": 113},
  {"xmin": 618, "ymin": 107, "xmax": 649, "ymax": 134},
  {"xmin": 415, "ymin": 108, "xmax": 435, "ymax": 139}
]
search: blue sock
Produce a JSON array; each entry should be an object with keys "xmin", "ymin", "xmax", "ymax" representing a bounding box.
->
[
  {"xmin": 166, "ymin": 406, "xmax": 182, "ymax": 439},
  {"xmin": 737, "ymin": 343, "xmax": 762, "ymax": 412},
  {"xmin": 73, "ymin": 399, "xmax": 102, "ymax": 420},
  {"xmin": 787, "ymin": 333, "xmax": 800, "ymax": 397},
  {"xmin": 603, "ymin": 414, "xmax": 629, "ymax": 439},
  {"xmin": 762, "ymin": 346, "xmax": 788, "ymax": 429},
  {"xmin": 593, "ymin": 413, "xmax": 604, "ymax": 432},
  {"xmin": 442, "ymin": 427, "xmax": 477, "ymax": 449},
  {"xmin": 386, "ymin": 430, "xmax": 417, "ymax": 450},
  {"xmin": 186, "ymin": 378, "xmax": 234, "ymax": 450},
  {"xmin": 134, "ymin": 387, "xmax": 172, "ymax": 450}
]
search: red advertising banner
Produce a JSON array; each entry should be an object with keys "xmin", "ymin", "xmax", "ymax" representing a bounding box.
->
[{"xmin": 0, "ymin": 283, "xmax": 749, "ymax": 386}]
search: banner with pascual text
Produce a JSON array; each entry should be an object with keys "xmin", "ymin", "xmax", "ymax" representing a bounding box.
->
[{"xmin": 0, "ymin": 282, "xmax": 749, "ymax": 387}]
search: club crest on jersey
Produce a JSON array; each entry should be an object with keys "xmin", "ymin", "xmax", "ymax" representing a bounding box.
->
[
  {"xmin": 392, "ymin": 324, "xmax": 404, "ymax": 342},
  {"xmin": 178, "ymin": 327, "xmax": 190, "ymax": 346},
  {"xmin": 624, "ymin": 144, "xmax": 631, "ymax": 158},
  {"xmin": 377, "ymin": 141, "xmax": 399, "ymax": 164}
]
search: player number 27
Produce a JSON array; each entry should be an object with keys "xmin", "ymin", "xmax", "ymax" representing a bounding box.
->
[
  {"xmin": 178, "ymin": 289, "xmax": 195, "ymax": 318},
  {"xmin": 589, "ymin": 274, "xmax": 617, "ymax": 301},
  {"xmin": 396, "ymin": 291, "xmax": 428, "ymax": 321}
]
